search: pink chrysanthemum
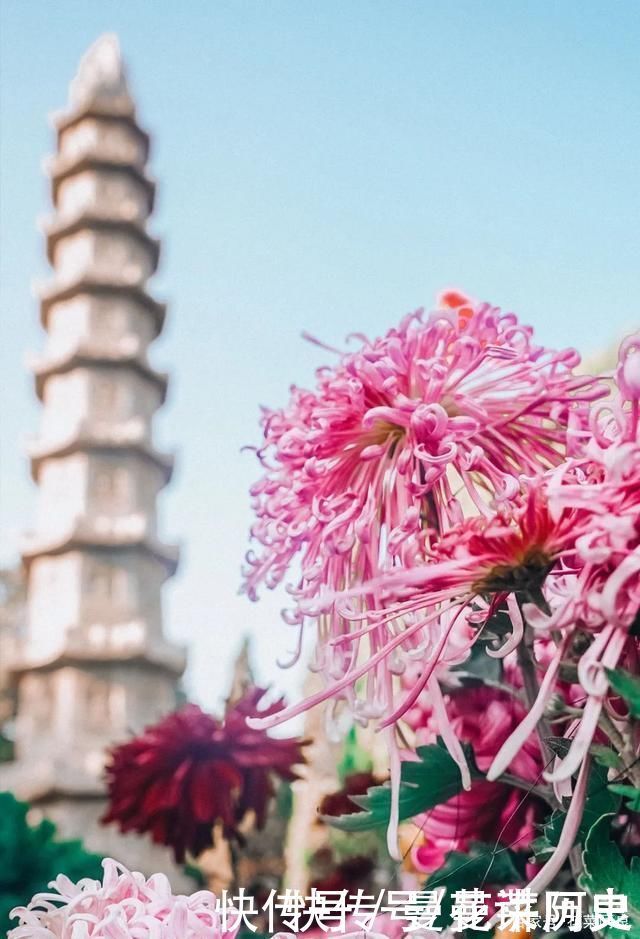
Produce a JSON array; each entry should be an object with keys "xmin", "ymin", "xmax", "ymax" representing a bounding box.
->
[
  {"xmin": 251, "ymin": 481, "xmax": 581, "ymax": 738},
  {"xmin": 244, "ymin": 293, "xmax": 603, "ymax": 641},
  {"xmin": 491, "ymin": 333, "xmax": 640, "ymax": 788},
  {"xmin": 9, "ymin": 858, "xmax": 239, "ymax": 939},
  {"xmin": 245, "ymin": 296, "xmax": 604, "ymax": 817}
]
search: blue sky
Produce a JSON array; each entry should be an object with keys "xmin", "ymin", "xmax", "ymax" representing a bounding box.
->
[{"xmin": 1, "ymin": 0, "xmax": 638, "ymax": 717}]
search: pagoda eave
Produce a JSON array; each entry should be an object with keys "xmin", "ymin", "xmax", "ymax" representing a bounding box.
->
[
  {"xmin": 44, "ymin": 214, "xmax": 161, "ymax": 268},
  {"xmin": 39, "ymin": 279, "xmax": 166, "ymax": 336},
  {"xmin": 21, "ymin": 531, "xmax": 180, "ymax": 579},
  {"xmin": 0, "ymin": 762, "xmax": 105, "ymax": 805},
  {"xmin": 28, "ymin": 435, "xmax": 175, "ymax": 485},
  {"xmin": 48, "ymin": 155, "xmax": 155, "ymax": 212},
  {"xmin": 52, "ymin": 105, "xmax": 150, "ymax": 158},
  {"xmin": 10, "ymin": 639, "xmax": 187, "ymax": 680},
  {"xmin": 31, "ymin": 348, "xmax": 169, "ymax": 402}
]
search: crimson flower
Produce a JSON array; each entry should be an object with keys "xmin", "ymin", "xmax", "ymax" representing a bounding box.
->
[{"xmin": 102, "ymin": 688, "xmax": 305, "ymax": 862}]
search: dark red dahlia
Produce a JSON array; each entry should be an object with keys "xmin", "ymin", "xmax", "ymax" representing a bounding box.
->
[{"xmin": 102, "ymin": 687, "xmax": 305, "ymax": 862}]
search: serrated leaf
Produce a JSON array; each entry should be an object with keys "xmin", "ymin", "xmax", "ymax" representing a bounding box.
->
[
  {"xmin": 546, "ymin": 736, "xmax": 572, "ymax": 759},
  {"xmin": 323, "ymin": 742, "xmax": 481, "ymax": 833},
  {"xmin": 581, "ymin": 814, "xmax": 640, "ymax": 938},
  {"xmin": 427, "ymin": 842, "xmax": 527, "ymax": 931},
  {"xmin": 591, "ymin": 744, "xmax": 623, "ymax": 771},
  {"xmin": 535, "ymin": 761, "xmax": 620, "ymax": 858},
  {"xmin": 608, "ymin": 784, "xmax": 640, "ymax": 812},
  {"xmin": 530, "ymin": 834, "xmax": 554, "ymax": 860},
  {"xmin": 606, "ymin": 668, "xmax": 640, "ymax": 719}
]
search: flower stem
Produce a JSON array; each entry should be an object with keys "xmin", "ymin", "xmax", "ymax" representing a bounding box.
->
[
  {"xmin": 517, "ymin": 625, "xmax": 557, "ymax": 782},
  {"xmin": 499, "ymin": 772, "xmax": 556, "ymax": 807},
  {"xmin": 599, "ymin": 711, "xmax": 640, "ymax": 787}
]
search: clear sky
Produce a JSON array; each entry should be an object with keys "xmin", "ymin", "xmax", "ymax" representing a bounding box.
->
[{"xmin": 1, "ymin": 0, "xmax": 638, "ymax": 718}]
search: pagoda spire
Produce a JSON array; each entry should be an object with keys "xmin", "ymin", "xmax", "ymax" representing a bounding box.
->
[
  {"xmin": 69, "ymin": 34, "xmax": 131, "ymax": 111},
  {"xmin": 1, "ymin": 35, "xmax": 190, "ymax": 883}
]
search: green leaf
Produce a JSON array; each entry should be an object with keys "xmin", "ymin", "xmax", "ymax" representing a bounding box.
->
[
  {"xmin": 606, "ymin": 668, "xmax": 640, "ymax": 718},
  {"xmin": 337, "ymin": 726, "xmax": 373, "ymax": 782},
  {"xmin": 546, "ymin": 735, "xmax": 572, "ymax": 759},
  {"xmin": 581, "ymin": 814, "xmax": 640, "ymax": 938},
  {"xmin": 426, "ymin": 842, "xmax": 527, "ymax": 931},
  {"xmin": 608, "ymin": 784, "xmax": 640, "ymax": 812},
  {"xmin": 0, "ymin": 791, "xmax": 104, "ymax": 934},
  {"xmin": 591, "ymin": 744, "xmax": 623, "ymax": 771},
  {"xmin": 323, "ymin": 741, "xmax": 481, "ymax": 833},
  {"xmin": 534, "ymin": 761, "xmax": 620, "ymax": 859}
]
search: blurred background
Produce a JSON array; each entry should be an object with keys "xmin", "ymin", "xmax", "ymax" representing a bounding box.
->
[
  {"xmin": 0, "ymin": 0, "xmax": 640, "ymax": 908},
  {"xmin": 1, "ymin": 0, "xmax": 638, "ymax": 720}
]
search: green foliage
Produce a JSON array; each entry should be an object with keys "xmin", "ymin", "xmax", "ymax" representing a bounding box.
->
[
  {"xmin": 0, "ymin": 791, "xmax": 103, "ymax": 934},
  {"xmin": 591, "ymin": 743, "xmax": 624, "ymax": 771},
  {"xmin": 608, "ymin": 784, "xmax": 640, "ymax": 812},
  {"xmin": 0, "ymin": 733, "xmax": 14, "ymax": 763},
  {"xmin": 533, "ymin": 761, "xmax": 620, "ymax": 860},
  {"xmin": 606, "ymin": 668, "xmax": 640, "ymax": 719},
  {"xmin": 337, "ymin": 726, "xmax": 373, "ymax": 783},
  {"xmin": 323, "ymin": 741, "xmax": 480, "ymax": 833},
  {"xmin": 581, "ymin": 814, "xmax": 640, "ymax": 938},
  {"xmin": 275, "ymin": 780, "xmax": 294, "ymax": 821},
  {"xmin": 426, "ymin": 841, "xmax": 527, "ymax": 932}
]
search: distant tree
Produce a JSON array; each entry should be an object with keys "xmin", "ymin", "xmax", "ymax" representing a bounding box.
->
[{"xmin": 0, "ymin": 567, "xmax": 25, "ymax": 762}]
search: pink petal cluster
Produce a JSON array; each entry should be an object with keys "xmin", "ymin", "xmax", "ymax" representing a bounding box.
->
[
  {"xmin": 275, "ymin": 913, "xmax": 407, "ymax": 939},
  {"xmin": 297, "ymin": 333, "xmax": 639, "ymax": 794},
  {"xmin": 404, "ymin": 677, "xmax": 542, "ymax": 874},
  {"xmin": 9, "ymin": 859, "xmax": 239, "ymax": 939},
  {"xmin": 245, "ymin": 294, "xmax": 603, "ymax": 731},
  {"xmin": 490, "ymin": 331, "xmax": 640, "ymax": 786}
]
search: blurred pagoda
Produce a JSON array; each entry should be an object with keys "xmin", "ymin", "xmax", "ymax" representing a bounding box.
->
[{"xmin": 0, "ymin": 34, "xmax": 190, "ymax": 884}]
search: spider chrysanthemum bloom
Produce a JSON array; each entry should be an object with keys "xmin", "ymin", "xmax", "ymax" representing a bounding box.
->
[
  {"xmin": 102, "ymin": 689, "xmax": 305, "ymax": 863},
  {"xmin": 243, "ymin": 293, "xmax": 604, "ymax": 700},
  {"xmin": 490, "ymin": 332, "xmax": 640, "ymax": 788},
  {"xmin": 250, "ymin": 481, "xmax": 584, "ymax": 860},
  {"xmin": 9, "ymin": 858, "xmax": 239, "ymax": 939},
  {"xmin": 251, "ymin": 481, "xmax": 581, "ymax": 735}
]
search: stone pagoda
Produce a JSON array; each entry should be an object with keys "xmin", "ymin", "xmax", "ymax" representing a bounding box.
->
[{"xmin": 0, "ymin": 34, "xmax": 189, "ymax": 882}]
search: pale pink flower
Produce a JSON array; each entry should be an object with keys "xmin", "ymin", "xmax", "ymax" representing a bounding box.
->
[
  {"xmin": 9, "ymin": 858, "xmax": 239, "ymax": 939},
  {"xmin": 275, "ymin": 913, "xmax": 407, "ymax": 939}
]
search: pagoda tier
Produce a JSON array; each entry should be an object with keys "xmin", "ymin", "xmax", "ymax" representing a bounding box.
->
[
  {"xmin": 39, "ymin": 283, "xmax": 166, "ymax": 335},
  {"xmin": 30, "ymin": 347, "xmax": 168, "ymax": 400},
  {"xmin": 27, "ymin": 430, "xmax": 174, "ymax": 483},
  {"xmin": 21, "ymin": 522, "xmax": 179, "ymax": 577},
  {"xmin": 1, "ymin": 36, "xmax": 191, "ymax": 883},
  {"xmin": 45, "ymin": 217, "xmax": 160, "ymax": 267}
]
